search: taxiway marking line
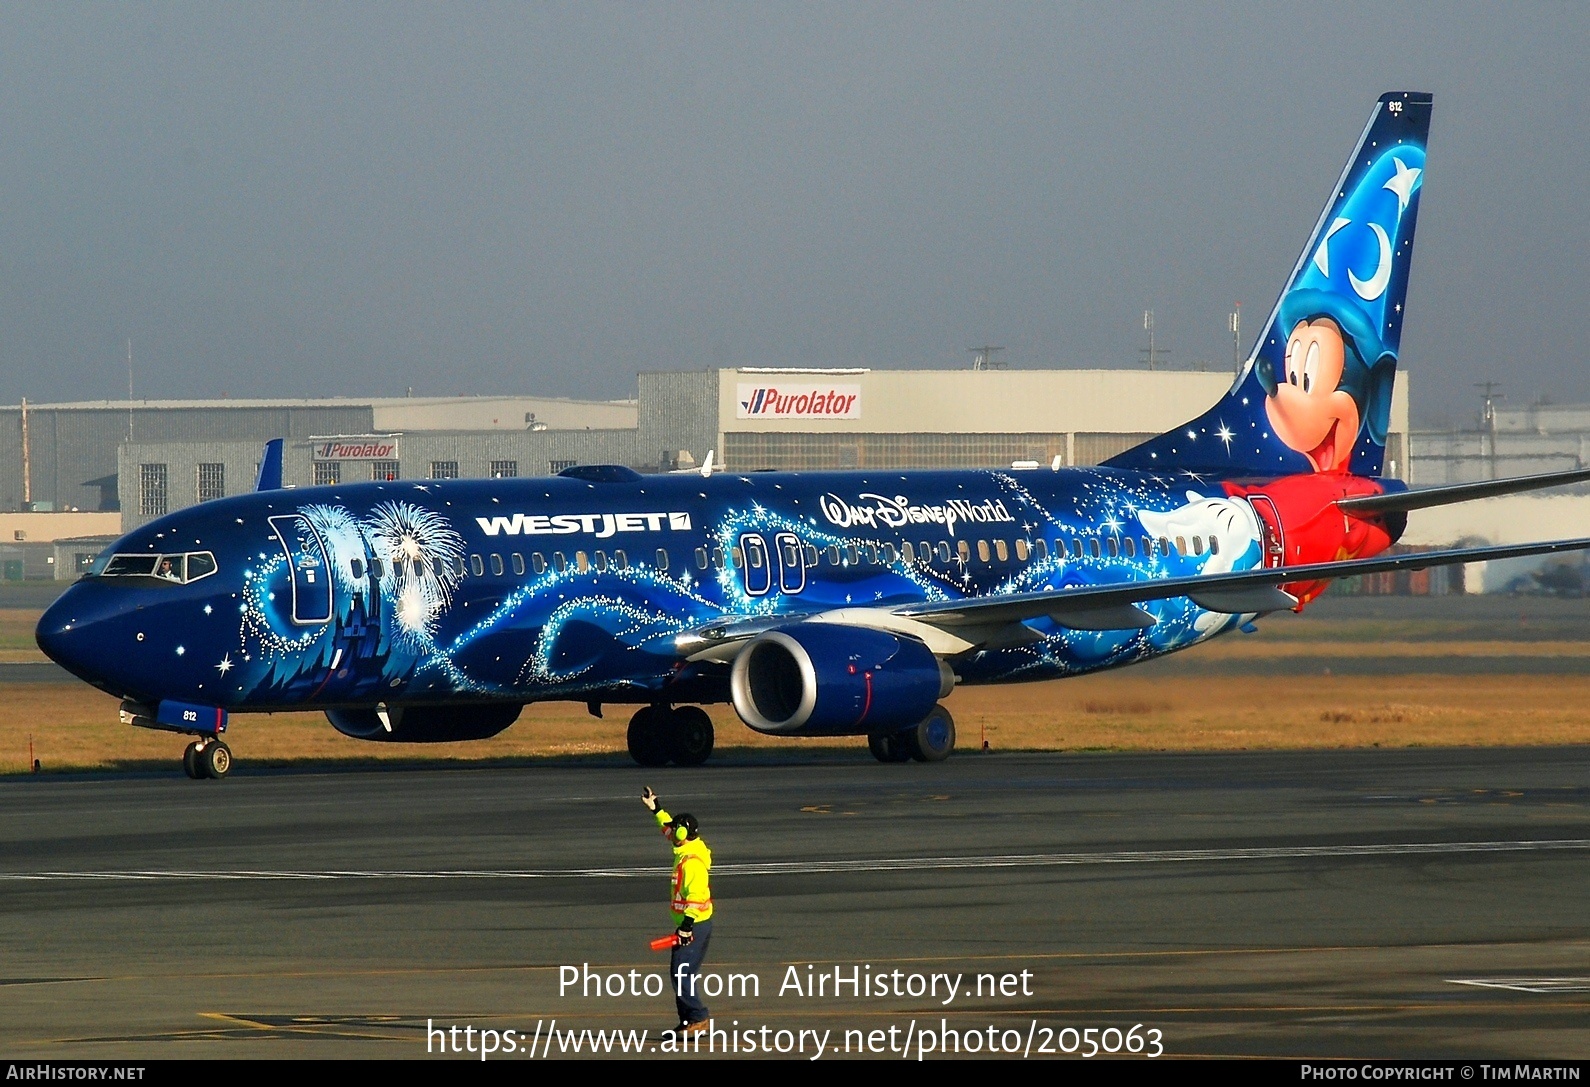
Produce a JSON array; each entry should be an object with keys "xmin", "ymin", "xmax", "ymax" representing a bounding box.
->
[{"xmin": 2, "ymin": 837, "xmax": 1588, "ymax": 881}]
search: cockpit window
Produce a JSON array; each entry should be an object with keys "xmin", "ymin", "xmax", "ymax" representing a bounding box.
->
[
  {"xmin": 104, "ymin": 555, "xmax": 159, "ymax": 577},
  {"xmin": 98, "ymin": 551, "xmax": 218, "ymax": 584}
]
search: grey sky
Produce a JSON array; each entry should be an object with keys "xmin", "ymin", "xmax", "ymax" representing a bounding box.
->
[{"xmin": 1, "ymin": 3, "xmax": 1584, "ymax": 425}]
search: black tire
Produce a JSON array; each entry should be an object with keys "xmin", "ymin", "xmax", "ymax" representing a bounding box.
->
[
  {"xmin": 668, "ymin": 706, "xmax": 715, "ymax": 767},
  {"xmin": 627, "ymin": 706, "xmax": 672, "ymax": 767},
  {"xmin": 867, "ymin": 731, "xmax": 912, "ymax": 763},
  {"xmin": 203, "ymin": 740, "xmax": 233, "ymax": 779},
  {"xmin": 905, "ymin": 705, "xmax": 956, "ymax": 763},
  {"xmin": 183, "ymin": 742, "xmax": 204, "ymax": 779}
]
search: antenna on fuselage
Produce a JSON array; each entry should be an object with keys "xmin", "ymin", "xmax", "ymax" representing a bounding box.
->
[{"xmin": 700, "ymin": 449, "xmax": 715, "ymax": 478}]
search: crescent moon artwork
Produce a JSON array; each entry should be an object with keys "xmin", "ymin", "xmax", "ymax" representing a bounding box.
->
[{"xmin": 1349, "ymin": 222, "xmax": 1392, "ymax": 301}]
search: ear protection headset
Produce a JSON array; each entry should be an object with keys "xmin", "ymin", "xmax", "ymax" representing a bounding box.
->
[{"xmin": 669, "ymin": 813, "xmax": 699, "ymax": 842}]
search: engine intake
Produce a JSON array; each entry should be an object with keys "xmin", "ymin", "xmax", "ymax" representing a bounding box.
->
[
  {"xmin": 326, "ymin": 703, "xmax": 522, "ymax": 743},
  {"xmin": 729, "ymin": 623, "xmax": 951, "ymax": 736}
]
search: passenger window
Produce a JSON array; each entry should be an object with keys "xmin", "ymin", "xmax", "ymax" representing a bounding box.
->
[
  {"xmin": 937, "ymin": 542, "xmax": 952, "ymax": 563},
  {"xmin": 1158, "ymin": 536, "xmax": 1171, "ymax": 556},
  {"xmin": 902, "ymin": 542, "xmax": 916, "ymax": 562},
  {"xmin": 576, "ymin": 551, "xmax": 590, "ymax": 574},
  {"xmin": 1192, "ymin": 536, "xmax": 1204, "ymax": 556},
  {"xmin": 655, "ymin": 549, "xmax": 669, "ymax": 571},
  {"xmin": 1033, "ymin": 538, "xmax": 1048, "ymax": 560},
  {"xmin": 451, "ymin": 557, "xmax": 465, "ymax": 576},
  {"xmin": 1015, "ymin": 539, "xmax": 1028, "ymax": 561},
  {"xmin": 1141, "ymin": 536, "xmax": 1153, "ymax": 557},
  {"xmin": 712, "ymin": 548, "xmax": 725, "ymax": 570},
  {"xmin": 532, "ymin": 553, "xmax": 547, "ymax": 574},
  {"xmin": 470, "ymin": 555, "xmax": 484, "ymax": 577},
  {"xmin": 746, "ymin": 546, "xmax": 763, "ymax": 569},
  {"xmin": 511, "ymin": 553, "xmax": 525, "ymax": 575},
  {"xmin": 995, "ymin": 540, "xmax": 1009, "ymax": 562},
  {"xmin": 826, "ymin": 545, "xmax": 841, "ymax": 565},
  {"xmin": 1106, "ymin": 538, "xmax": 1119, "ymax": 558},
  {"xmin": 553, "ymin": 552, "xmax": 567, "ymax": 573},
  {"xmin": 370, "ymin": 558, "xmax": 385, "ymax": 578},
  {"xmin": 804, "ymin": 545, "xmax": 819, "ymax": 566},
  {"xmin": 730, "ymin": 547, "xmax": 743, "ymax": 569},
  {"xmin": 695, "ymin": 547, "xmax": 709, "ymax": 570},
  {"xmin": 919, "ymin": 540, "xmax": 932, "ymax": 561},
  {"xmin": 594, "ymin": 551, "xmax": 608, "ymax": 572},
  {"xmin": 1175, "ymin": 536, "xmax": 1187, "ymax": 555},
  {"xmin": 862, "ymin": 543, "xmax": 878, "ymax": 565},
  {"xmin": 1071, "ymin": 538, "xmax": 1083, "ymax": 558},
  {"xmin": 1089, "ymin": 539, "xmax": 1101, "ymax": 559},
  {"xmin": 782, "ymin": 541, "xmax": 800, "ymax": 568},
  {"xmin": 1123, "ymin": 537, "xmax": 1135, "ymax": 558},
  {"xmin": 391, "ymin": 558, "xmax": 407, "ymax": 578},
  {"xmin": 881, "ymin": 543, "xmax": 897, "ymax": 564},
  {"xmin": 957, "ymin": 540, "xmax": 971, "ymax": 563},
  {"xmin": 1208, "ymin": 536, "xmax": 1220, "ymax": 555},
  {"xmin": 350, "ymin": 558, "xmax": 365, "ymax": 579},
  {"xmin": 615, "ymin": 550, "xmax": 627, "ymax": 571},
  {"xmin": 490, "ymin": 554, "xmax": 504, "ymax": 576},
  {"xmin": 844, "ymin": 544, "xmax": 858, "ymax": 565},
  {"xmin": 977, "ymin": 540, "xmax": 991, "ymax": 563}
]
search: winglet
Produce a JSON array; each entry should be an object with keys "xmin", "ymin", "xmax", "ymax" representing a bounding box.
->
[{"xmin": 255, "ymin": 439, "xmax": 284, "ymax": 491}]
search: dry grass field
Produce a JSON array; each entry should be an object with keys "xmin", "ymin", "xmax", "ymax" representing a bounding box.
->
[{"xmin": 6, "ymin": 670, "xmax": 1590, "ymax": 775}]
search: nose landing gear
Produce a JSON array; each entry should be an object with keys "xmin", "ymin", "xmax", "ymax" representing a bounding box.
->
[{"xmin": 182, "ymin": 738, "xmax": 234, "ymax": 780}]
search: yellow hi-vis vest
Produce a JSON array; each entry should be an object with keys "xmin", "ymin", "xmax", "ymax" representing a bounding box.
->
[{"xmin": 656, "ymin": 809, "xmax": 714, "ymax": 923}]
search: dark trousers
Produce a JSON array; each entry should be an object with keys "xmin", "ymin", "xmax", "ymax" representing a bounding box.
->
[{"xmin": 669, "ymin": 919, "xmax": 713, "ymax": 1024}]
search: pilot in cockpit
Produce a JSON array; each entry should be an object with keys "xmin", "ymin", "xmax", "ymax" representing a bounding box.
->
[{"xmin": 157, "ymin": 558, "xmax": 181, "ymax": 582}]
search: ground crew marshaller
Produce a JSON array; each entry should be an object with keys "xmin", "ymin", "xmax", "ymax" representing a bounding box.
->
[{"xmin": 641, "ymin": 786, "xmax": 713, "ymax": 1034}]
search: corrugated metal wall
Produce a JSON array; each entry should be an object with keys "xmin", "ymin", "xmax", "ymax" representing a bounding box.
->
[
  {"xmin": 120, "ymin": 429, "xmax": 640, "ymax": 530},
  {"xmin": 637, "ymin": 371, "xmax": 718, "ymax": 470},
  {"xmin": 1, "ymin": 405, "xmax": 373, "ymax": 513}
]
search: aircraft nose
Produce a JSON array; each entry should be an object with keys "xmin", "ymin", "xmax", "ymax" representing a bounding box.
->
[{"xmin": 37, "ymin": 581, "xmax": 122, "ymax": 683}]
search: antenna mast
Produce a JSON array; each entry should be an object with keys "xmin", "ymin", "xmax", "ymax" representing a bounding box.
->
[{"xmin": 126, "ymin": 338, "xmax": 134, "ymax": 443}]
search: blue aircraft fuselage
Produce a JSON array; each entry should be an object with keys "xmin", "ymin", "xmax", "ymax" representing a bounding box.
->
[{"xmin": 37, "ymin": 465, "xmax": 1354, "ymax": 716}]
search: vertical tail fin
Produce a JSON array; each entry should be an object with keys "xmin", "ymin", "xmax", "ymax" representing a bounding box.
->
[
  {"xmin": 1107, "ymin": 92, "xmax": 1432, "ymax": 479},
  {"xmin": 255, "ymin": 438, "xmax": 284, "ymax": 491}
]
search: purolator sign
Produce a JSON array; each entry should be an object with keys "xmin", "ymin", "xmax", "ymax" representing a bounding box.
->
[
  {"xmin": 311, "ymin": 437, "xmax": 400, "ymax": 461},
  {"xmin": 736, "ymin": 383, "xmax": 861, "ymax": 420}
]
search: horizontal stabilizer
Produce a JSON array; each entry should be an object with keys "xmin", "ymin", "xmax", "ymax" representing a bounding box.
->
[
  {"xmin": 1187, "ymin": 586, "xmax": 1299, "ymax": 615},
  {"xmin": 254, "ymin": 438, "xmax": 284, "ymax": 492},
  {"xmin": 1338, "ymin": 467, "xmax": 1590, "ymax": 515}
]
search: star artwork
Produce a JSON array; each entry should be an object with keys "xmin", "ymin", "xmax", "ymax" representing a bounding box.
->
[
  {"xmin": 1215, "ymin": 422, "xmax": 1235, "ymax": 453},
  {"xmin": 1383, "ymin": 157, "xmax": 1421, "ymax": 211}
]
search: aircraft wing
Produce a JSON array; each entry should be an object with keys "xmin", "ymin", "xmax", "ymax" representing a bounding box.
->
[
  {"xmin": 1338, "ymin": 467, "xmax": 1590, "ymax": 515},
  {"xmin": 891, "ymin": 536, "xmax": 1590, "ymax": 633}
]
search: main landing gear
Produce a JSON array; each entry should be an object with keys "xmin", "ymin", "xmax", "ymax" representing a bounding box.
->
[
  {"xmin": 627, "ymin": 705, "xmax": 715, "ymax": 768},
  {"xmin": 869, "ymin": 704, "xmax": 956, "ymax": 764},
  {"xmin": 182, "ymin": 738, "xmax": 233, "ymax": 780}
]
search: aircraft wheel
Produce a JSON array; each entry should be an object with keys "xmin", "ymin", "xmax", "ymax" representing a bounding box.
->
[
  {"xmin": 668, "ymin": 706, "xmax": 715, "ymax": 767},
  {"xmin": 627, "ymin": 706, "xmax": 672, "ymax": 767},
  {"xmin": 182, "ymin": 742, "xmax": 204, "ymax": 779},
  {"xmin": 202, "ymin": 740, "xmax": 233, "ymax": 779},
  {"xmin": 906, "ymin": 705, "xmax": 956, "ymax": 763},
  {"xmin": 867, "ymin": 731, "xmax": 913, "ymax": 763}
]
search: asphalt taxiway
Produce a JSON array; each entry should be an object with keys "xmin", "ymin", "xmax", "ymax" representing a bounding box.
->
[{"xmin": 2, "ymin": 748, "xmax": 1589, "ymax": 1058}]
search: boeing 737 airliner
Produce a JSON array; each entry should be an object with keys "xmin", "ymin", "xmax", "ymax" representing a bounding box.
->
[{"xmin": 35, "ymin": 93, "xmax": 1590, "ymax": 777}]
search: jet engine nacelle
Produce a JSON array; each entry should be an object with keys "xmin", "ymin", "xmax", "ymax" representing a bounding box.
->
[
  {"xmin": 729, "ymin": 623, "xmax": 952, "ymax": 736},
  {"xmin": 325, "ymin": 703, "xmax": 522, "ymax": 743}
]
